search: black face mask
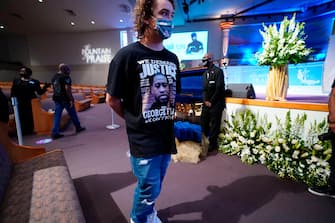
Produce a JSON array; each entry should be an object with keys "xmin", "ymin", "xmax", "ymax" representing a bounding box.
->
[
  {"xmin": 202, "ymin": 59, "xmax": 210, "ymax": 67},
  {"xmin": 20, "ymin": 72, "xmax": 30, "ymax": 79}
]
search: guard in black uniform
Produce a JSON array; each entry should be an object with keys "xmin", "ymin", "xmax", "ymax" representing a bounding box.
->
[
  {"xmin": 11, "ymin": 67, "xmax": 50, "ymax": 135},
  {"xmin": 201, "ymin": 53, "xmax": 226, "ymax": 152}
]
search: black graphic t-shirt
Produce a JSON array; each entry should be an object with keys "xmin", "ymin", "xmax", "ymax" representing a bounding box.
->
[
  {"xmin": 51, "ymin": 73, "xmax": 72, "ymax": 102},
  {"xmin": 107, "ymin": 42, "xmax": 180, "ymax": 157}
]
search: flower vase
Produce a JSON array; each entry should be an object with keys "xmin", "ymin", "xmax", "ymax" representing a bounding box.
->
[{"xmin": 265, "ymin": 64, "xmax": 288, "ymax": 101}]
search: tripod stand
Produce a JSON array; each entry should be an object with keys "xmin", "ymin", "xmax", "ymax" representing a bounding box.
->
[{"xmin": 106, "ymin": 108, "xmax": 120, "ymax": 130}]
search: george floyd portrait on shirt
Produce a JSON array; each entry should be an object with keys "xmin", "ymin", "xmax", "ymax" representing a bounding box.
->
[
  {"xmin": 150, "ymin": 73, "xmax": 170, "ymax": 108},
  {"xmin": 142, "ymin": 72, "xmax": 176, "ymax": 124}
]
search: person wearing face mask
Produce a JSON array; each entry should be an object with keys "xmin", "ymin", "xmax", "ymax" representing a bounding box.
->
[
  {"xmin": 10, "ymin": 66, "xmax": 51, "ymax": 135},
  {"xmin": 106, "ymin": 0, "xmax": 180, "ymax": 222},
  {"xmin": 201, "ymin": 53, "xmax": 226, "ymax": 153}
]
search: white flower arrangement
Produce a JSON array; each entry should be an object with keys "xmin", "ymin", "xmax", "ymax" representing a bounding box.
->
[
  {"xmin": 219, "ymin": 109, "xmax": 331, "ymax": 187},
  {"xmin": 255, "ymin": 14, "xmax": 312, "ymax": 66}
]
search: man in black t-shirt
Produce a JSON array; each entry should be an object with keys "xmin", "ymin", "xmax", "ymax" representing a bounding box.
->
[
  {"xmin": 106, "ymin": 0, "xmax": 180, "ymax": 222},
  {"xmin": 50, "ymin": 64, "xmax": 85, "ymax": 140},
  {"xmin": 308, "ymin": 79, "xmax": 335, "ymax": 198}
]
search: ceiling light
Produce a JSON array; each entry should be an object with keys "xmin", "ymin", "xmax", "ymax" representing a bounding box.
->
[
  {"xmin": 0, "ymin": 25, "xmax": 5, "ymax": 29},
  {"xmin": 70, "ymin": 21, "xmax": 75, "ymax": 26},
  {"xmin": 91, "ymin": 20, "xmax": 95, "ymax": 24},
  {"xmin": 119, "ymin": 19, "xmax": 124, "ymax": 23},
  {"xmin": 38, "ymin": 0, "xmax": 44, "ymax": 2}
]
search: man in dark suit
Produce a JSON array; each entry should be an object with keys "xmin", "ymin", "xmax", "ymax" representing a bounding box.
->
[{"xmin": 201, "ymin": 52, "xmax": 226, "ymax": 152}]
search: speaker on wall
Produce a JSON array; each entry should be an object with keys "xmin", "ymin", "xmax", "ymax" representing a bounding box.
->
[{"xmin": 226, "ymin": 83, "xmax": 256, "ymax": 99}]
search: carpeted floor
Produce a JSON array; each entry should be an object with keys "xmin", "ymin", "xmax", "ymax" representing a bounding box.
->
[{"xmin": 19, "ymin": 102, "xmax": 335, "ymax": 223}]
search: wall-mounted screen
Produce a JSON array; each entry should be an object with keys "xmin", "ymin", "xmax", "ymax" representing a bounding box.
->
[{"xmin": 163, "ymin": 31, "xmax": 208, "ymax": 60}]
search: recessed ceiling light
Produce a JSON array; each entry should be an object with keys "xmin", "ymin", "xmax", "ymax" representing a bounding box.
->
[
  {"xmin": 0, "ymin": 25, "xmax": 5, "ymax": 29},
  {"xmin": 38, "ymin": 0, "xmax": 44, "ymax": 3},
  {"xmin": 119, "ymin": 19, "xmax": 124, "ymax": 23},
  {"xmin": 70, "ymin": 21, "xmax": 75, "ymax": 26},
  {"xmin": 91, "ymin": 20, "xmax": 95, "ymax": 24}
]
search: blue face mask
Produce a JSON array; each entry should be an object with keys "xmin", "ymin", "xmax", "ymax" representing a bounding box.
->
[{"xmin": 155, "ymin": 18, "xmax": 173, "ymax": 39}]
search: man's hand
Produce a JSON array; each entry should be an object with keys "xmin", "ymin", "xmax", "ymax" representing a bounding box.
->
[
  {"xmin": 44, "ymin": 83, "xmax": 52, "ymax": 89},
  {"xmin": 204, "ymin": 101, "xmax": 212, "ymax": 108},
  {"xmin": 69, "ymin": 100, "xmax": 74, "ymax": 108},
  {"xmin": 329, "ymin": 122, "xmax": 335, "ymax": 133},
  {"xmin": 106, "ymin": 93, "xmax": 124, "ymax": 118},
  {"xmin": 328, "ymin": 113, "xmax": 335, "ymax": 133},
  {"xmin": 329, "ymin": 113, "xmax": 335, "ymax": 123}
]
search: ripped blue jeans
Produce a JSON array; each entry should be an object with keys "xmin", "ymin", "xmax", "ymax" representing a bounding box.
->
[{"xmin": 130, "ymin": 154, "xmax": 171, "ymax": 223}]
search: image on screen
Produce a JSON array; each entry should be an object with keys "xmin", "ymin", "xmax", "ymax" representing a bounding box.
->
[{"xmin": 163, "ymin": 31, "xmax": 208, "ymax": 60}]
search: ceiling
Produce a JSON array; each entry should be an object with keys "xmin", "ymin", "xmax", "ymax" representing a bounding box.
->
[{"xmin": 0, "ymin": 0, "xmax": 334, "ymax": 35}]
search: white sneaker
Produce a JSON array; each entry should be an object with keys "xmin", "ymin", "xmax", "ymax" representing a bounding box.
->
[
  {"xmin": 130, "ymin": 210, "xmax": 162, "ymax": 223},
  {"xmin": 147, "ymin": 210, "xmax": 162, "ymax": 223}
]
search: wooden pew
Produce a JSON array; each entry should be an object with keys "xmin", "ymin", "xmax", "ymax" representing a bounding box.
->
[
  {"xmin": 73, "ymin": 92, "xmax": 92, "ymax": 112},
  {"xmin": 31, "ymin": 98, "xmax": 70, "ymax": 135}
]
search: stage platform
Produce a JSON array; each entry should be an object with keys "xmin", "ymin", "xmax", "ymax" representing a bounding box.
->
[
  {"xmin": 227, "ymin": 94, "xmax": 328, "ymax": 112},
  {"xmin": 254, "ymin": 92, "xmax": 328, "ymax": 104}
]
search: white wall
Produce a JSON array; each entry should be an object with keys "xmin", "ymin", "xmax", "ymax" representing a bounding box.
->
[{"xmin": 27, "ymin": 29, "xmax": 123, "ymax": 85}]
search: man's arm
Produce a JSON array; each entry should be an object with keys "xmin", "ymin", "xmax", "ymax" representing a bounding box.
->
[
  {"xmin": 10, "ymin": 79, "xmax": 19, "ymax": 98},
  {"xmin": 65, "ymin": 84, "xmax": 74, "ymax": 106},
  {"xmin": 106, "ymin": 93, "xmax": 124, "ymax": 119},
  {"xmin": 202, "ymin": 71, "xmax": 211, "ymax": 107},
  {"xmin": 328, "ymin": 86, "xmax": 335, "ymax": 133},
  {"xmin": 209, "ymin": 68, "xmax": 224, "ymax": 105},
  {"xmin": 0, "ymin": 89, "xmax": 10, "ymax": 148},
  {"xmin": 35, "ymin": 79, "xmax": 49, "ymax": 95}
]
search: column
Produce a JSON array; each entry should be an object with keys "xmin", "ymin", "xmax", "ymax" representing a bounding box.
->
[{"xmin": 219, "ymin": 21, "xmax": 233, "ymax": 66}]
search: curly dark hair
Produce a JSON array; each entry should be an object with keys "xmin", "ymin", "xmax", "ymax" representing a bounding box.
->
[{"xmin": 133, "ymin": 0, "xmax": 175, "ymax": 39}]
